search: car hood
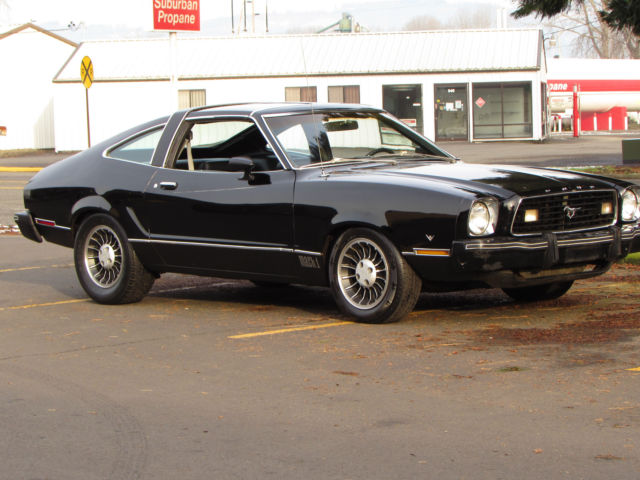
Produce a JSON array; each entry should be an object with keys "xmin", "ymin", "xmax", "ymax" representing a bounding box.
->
[{"xmin": 330, "ymin": 161, "xmax": 622, "ymax": 198}]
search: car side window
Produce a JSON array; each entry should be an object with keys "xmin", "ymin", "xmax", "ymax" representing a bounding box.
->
[
  {"xmin": 172, "ymin": 119, "xmax": 283, "ymax": 172},
  {"xmin": 108, "ymin": 127, "xmax": 163, "ymax": 164}
]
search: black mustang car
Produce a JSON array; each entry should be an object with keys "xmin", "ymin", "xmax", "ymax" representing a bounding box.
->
[{"xmin": 15, "ymin": 103, "xmax": 640, "ymax": 323}]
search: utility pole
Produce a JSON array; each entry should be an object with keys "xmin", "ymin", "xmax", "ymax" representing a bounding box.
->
[
  {"xmin": 231, "ymin": 0, "xmax": 234, "ymax": 33},
  {"xmin": 251, "ymin": 0, "xmax": 255, "ymax": 33},
  {"xmin": 243, "ymin": 0, "xmax": 247, "ymax": 32}
]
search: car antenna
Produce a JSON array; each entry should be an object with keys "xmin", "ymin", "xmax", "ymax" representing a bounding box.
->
[{"xmin": 299, "ymin": 36, "xmax": 327, "ymax": 178}]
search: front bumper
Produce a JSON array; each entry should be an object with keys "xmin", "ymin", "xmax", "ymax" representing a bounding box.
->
[{"xmin": 406, "ymin": 224, "xmax": 640, "ymax": 289}]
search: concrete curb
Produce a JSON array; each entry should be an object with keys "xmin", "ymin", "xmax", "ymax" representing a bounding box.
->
[{"xmin": 0, "ymin": 225, "xmax": 20, "ymax": 235}]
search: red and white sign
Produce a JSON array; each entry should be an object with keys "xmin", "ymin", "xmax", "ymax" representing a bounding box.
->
[
  {"xmin": 548, "ymin": 79, "xmax": 640, "ymax": 92},
  {"xmin": 153, "ymin": 0, "xmax": 200, "ymax": 31},
  {"xmin": 475, "ymin": 97, "xmax": 486, "ymax": 108}
]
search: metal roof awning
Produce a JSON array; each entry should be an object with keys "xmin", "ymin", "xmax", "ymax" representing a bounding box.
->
[{"xmin": 54, "ymin": 29, "xmax": 544, "ymax": 83}]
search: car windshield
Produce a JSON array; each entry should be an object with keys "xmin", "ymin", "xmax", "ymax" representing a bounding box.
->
[{"xmin": 263, "ymin": 111, "xmax": 451, "ymax": 168}]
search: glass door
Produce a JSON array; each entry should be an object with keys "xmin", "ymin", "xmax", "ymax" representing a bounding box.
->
[
  {"xmin": 435, "ymin": 84, "xmax": 468, "ymax": 141},
  {"xmin": 383, "ymin": 84, "xmax": 423, "ymax": 135}
]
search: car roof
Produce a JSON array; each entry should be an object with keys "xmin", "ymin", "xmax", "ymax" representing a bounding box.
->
[{"xmin": 187, "ymin": 102, "xmax": 384, "ymax": 118}]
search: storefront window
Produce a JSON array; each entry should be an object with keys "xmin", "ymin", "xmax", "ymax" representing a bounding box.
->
[{"xmin": 472, "ymin": 82, "xmax": 532, "ymax": 139}]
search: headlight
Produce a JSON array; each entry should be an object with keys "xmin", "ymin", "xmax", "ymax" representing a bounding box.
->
[
  {"xmin": 622, "ymin": 187, "xmax": 640, "ymax": 222},
  {"xmin": 468, "ymin": 197, "xmax": 499, "ymax": 236}
]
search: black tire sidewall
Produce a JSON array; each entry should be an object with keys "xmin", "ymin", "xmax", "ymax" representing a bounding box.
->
[{"xmin": 74, "ymin": 214, "xmax": 134, "ymax": 304}]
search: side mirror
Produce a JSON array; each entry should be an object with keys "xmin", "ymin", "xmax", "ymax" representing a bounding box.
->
[{"xmin": 228, "ymin": 156, "xmax": 255, "ymax": 181}]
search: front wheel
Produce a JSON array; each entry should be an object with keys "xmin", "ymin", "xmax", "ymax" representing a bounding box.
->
[
  {"xmin": 74, "ymin": 214, "xmax": 155, "ymax": 304},
  {"xmin": 502, "ymin": 280, "xmax": 573, "ymax": 302},
  {"xmin": 329, "ymin": 228, "xmax": 421, "ymax": 323}
]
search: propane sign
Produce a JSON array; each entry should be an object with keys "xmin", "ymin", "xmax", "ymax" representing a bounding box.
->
[{"xmin": 153, "ymin": 0, "xmax": 200, "ymax": 31}]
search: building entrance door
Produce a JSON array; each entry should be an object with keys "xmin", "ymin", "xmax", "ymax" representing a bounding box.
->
[
  {"xmin": 383, "ymin": 84, "xmax": 423, "ymax": 134},
  {"xmin": 435, "ymin": 84, "xmax": 468, "ymax": 141}
]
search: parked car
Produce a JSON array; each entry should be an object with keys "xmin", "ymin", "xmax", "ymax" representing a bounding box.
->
[{"xmin": 15, "ymin": 103, "xmax": 640, "ymax": 323}]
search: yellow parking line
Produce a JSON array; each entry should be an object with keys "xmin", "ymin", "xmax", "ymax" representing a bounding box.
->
[
  {"xmin": 0, "ymin": 263, "xmax": 74, "ymax": 273},
  {"xmin": 0, "ymin": 167, "xmax": 42, "ymax": 172},
  {"xmin": 229, "ymin": 321, "xmax": 353, "ymax": 339},
  {"xmin": 0, "ymin": 266, "xmax": 40, "ymax": 273},
  {"xmin": 627, "ymin": 367, "xmax": 640, "ymax": 372},
  {"xmin": 0, "ymin": 298, "xmax": 88, "ymax": 312}
]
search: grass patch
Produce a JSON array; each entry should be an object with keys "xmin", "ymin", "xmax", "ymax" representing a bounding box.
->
[
  {"xmin": 620, "ymin": 252, "xmax": 640, "ymax": 265},
  {"xmin": 568, "ymin": 165, "xmax": 640, "ymax": 178}
]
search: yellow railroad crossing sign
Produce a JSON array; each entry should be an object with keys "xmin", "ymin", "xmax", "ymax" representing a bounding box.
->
[{"xmin": 80, "ymin": 56, "xmax": 94, "ymax": 89}]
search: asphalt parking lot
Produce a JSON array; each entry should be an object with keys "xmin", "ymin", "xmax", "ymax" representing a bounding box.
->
[
  {"xmin": 1, "ymin": 135, "xmax": 640, "ymax": 479},
  {"xmin": 1, "ymin": 233, "xmax": 640, "ymax": 479}
]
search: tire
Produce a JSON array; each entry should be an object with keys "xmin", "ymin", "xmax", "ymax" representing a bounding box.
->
[
  {"xmin": 74, "ymin": 213, "xmax": 155, "ymax": 304},
  {"xmin": 502, "ymin": 280, "xmax": 573, "ymax": 302},
  {"xmin": 329, "ymin": 228, "xmax": 421, "ymax": 323}
]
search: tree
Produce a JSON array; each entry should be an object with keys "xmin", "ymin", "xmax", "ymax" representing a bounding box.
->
[
  {"xmin": 513, "ymin": 0, "xmax": 640, "ymax": 36},
  {"xmin": 403, "ymin": 15, "xmax": 443, "ymax": 31},
  {"xmin": 544, "ymin": 0, "xmax": 639, "ymax": 58},
  {"xmin": 403, "ymin": 8, "xmax": 492, "ymax": 31}
]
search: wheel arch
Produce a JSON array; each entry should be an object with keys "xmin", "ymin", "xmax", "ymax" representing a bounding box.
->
[
  {"xmin": 70, "ymin": 196, "xmax": 114, "ymax": 237},
  {"xmin": 321, "ymin": 221, "xmax": 393, "ymax": 263}
]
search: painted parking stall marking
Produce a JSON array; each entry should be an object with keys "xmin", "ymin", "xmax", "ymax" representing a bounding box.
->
[
  {"xmin": 0, "ymin": 263, "xmax": 74, "ymax": 274},
  {"xmin": 0, "ymin": 298, "xmax": 89, "ymax": 312},
  {"xmin": 0, "ymin": 167, "xmax": 41, "ymax": 172},
  {"xmin": 229, "ymin": 321, "xmax": 353, "ymax": 339}
]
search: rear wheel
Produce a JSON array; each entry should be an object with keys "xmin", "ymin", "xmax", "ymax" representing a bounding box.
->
[
  {"xmin": 502, "ymin": 281, "xmax": 573, "ymax": 302},
  {"xmin": 329, "ymin": 228, "xmax": 421, "ymax": 323},
  {"xmin": 74, "ymin": 214, "xmax": 155, "ymax": 304}
]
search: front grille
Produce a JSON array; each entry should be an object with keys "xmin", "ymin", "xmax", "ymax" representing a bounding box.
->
[{"xmin": 512, "ymin": 190, "xmax": 617, "ymax": 235}]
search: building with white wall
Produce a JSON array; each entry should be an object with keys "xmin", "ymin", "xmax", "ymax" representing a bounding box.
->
[
  {"xmin": 52, "ymin": 29, "xmax": 547, "ymax": 151},
  {"xmin": 0, "ymin": 23, "xmax": 77, "ymax": 150}
]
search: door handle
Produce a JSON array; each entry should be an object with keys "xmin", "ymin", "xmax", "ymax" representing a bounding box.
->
[{"xmin": 158, "ymin": 181, "xmax": 178, "ymax": 190}]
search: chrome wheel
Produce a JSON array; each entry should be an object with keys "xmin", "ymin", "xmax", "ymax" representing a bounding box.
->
[
  {"xmin": 336, "ymin": 237, "xmax": 390, "ymax": 310},
  {"xmin": 83, "ymin": 225, "xmax": 123, "ymax": 288}
]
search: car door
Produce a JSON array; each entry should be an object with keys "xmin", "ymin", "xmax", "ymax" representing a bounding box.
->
[{"xmin": 137, "ymin": 117, "xmax": 297, "ymax": 280}]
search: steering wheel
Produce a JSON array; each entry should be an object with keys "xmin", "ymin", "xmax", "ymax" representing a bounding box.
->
[{"xmin": 365, "ymin": 147, "xmax": 396, "ymax": 157}]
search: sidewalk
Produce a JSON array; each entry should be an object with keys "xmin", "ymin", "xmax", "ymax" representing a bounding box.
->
[
  {"xmin": 0, "ymin": 134, "xmax": 635, "ymax": 169},
  {"xmin": 440, "ymin": 134, "xmax": 628, "ymax": 167},
  {"xmin": 0, "ymin": 150, "xmax": 71, "ymax": 169}
]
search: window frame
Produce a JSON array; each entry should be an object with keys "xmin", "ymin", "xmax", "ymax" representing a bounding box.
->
[
  {"xmin": 285, "ymin": 86, "xmax": 318, "ymax": 102},
  {"xmin": 472, "ymin": 81, "xmax": 533, "ymax": 140},
  {"xmin": 328, "ymin": 85, "xmax": 361, "ymax": 104},
  {"xmin": 178, "ymin": 89, "xmax": 207, "ymax": 109},
  {"xmin": 165, "ymin": 115, "xmax": 287, "ymax": 172},
  {"xmin": 104, "ymin": 124, "xmax": 165, "ymax": 165}
]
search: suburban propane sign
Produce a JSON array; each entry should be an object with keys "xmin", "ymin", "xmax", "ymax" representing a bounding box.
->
[{"xmin": 153, "ymin": 0, "xmax": 200, "ymax": 31}]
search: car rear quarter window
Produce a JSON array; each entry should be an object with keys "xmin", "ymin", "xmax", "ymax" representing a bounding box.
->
[{"xmin": 108, "ymin": 127, "xmax": 164, "ymax": 164}]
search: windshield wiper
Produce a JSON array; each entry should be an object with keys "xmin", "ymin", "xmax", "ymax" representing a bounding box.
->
[
  {"xmin": 299, "ymin": 157, "xmax": 398, "ymax": 169},
  {"xmin": 395, "ymin": 152, "xmax": 459, "ymax": 163}
]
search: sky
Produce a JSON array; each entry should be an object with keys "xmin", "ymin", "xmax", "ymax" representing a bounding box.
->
[{"xmin": 1, "ymin": 0, "xmax": 534, "ymax": 39}]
